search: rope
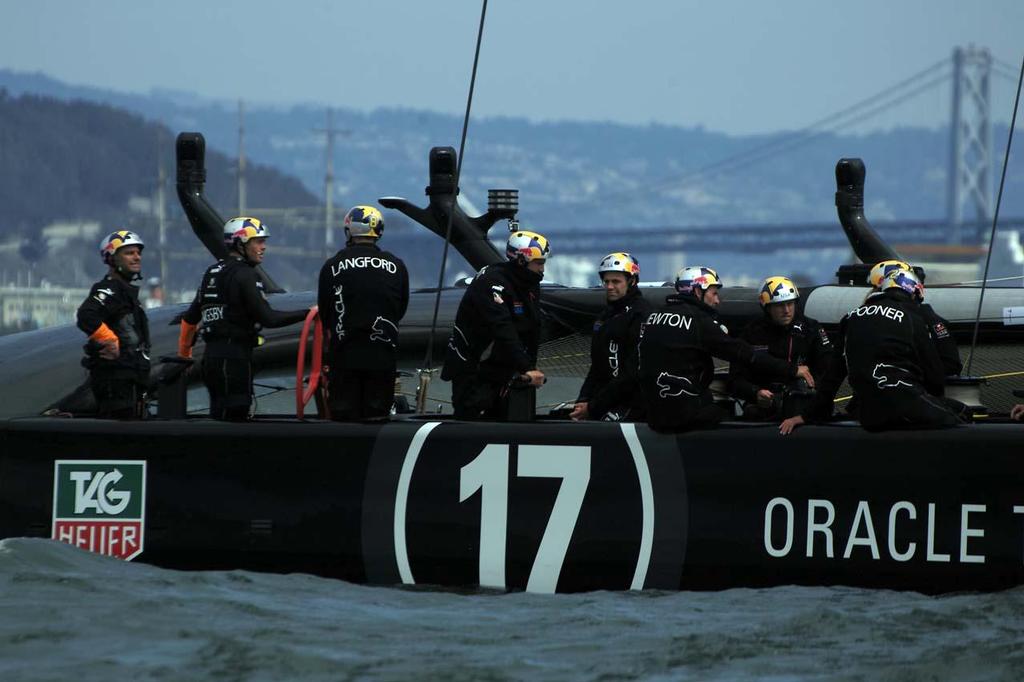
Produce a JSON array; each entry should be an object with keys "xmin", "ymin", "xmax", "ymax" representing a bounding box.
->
[{"xmin": 966, "ymin": 53, "xmax": 1024, "ymax": 375}]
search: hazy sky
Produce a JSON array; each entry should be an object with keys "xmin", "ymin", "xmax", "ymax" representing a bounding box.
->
[{"xmin": 0, "ymin": 1, "xmax": 1020, "ymax": 135}]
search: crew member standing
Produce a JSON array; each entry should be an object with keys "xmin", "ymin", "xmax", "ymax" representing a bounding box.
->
[
  {"xmin": 570, "ymin": 252, "xmax": 649, "ymax": 421},
  {"xmin": 441, "ymin": 230, "xmax": 549, "ymax": 420},
  {"xmin": 780, "ymin": 268, "xmax": 967, "ymax": 434},
  {"xmin": 638, "ymin": 266, "xmax": 814, "ymax": 432},
  {"xmin": 728, "ymin": 276, "xmax": 833, "ymax": 420},
  {"xmin": 318, "ymin": 205, "xmax": 409, "ymax": 422},
  {"xmin": 77, "ymin": 230, "xmax": 151, "ymax": 419},
  {"xmin": 178, "ymin": 217, "xmax": 308, "ymax": 421},
  {"xmin": 868, "ymin": 260, "xmax": 962, "ymax": 376}
]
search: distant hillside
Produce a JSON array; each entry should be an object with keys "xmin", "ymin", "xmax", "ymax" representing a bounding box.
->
[
  {"xmin": 0, "ymin": 89, "xmax": 318, "ymax": 235},
  {"xmin": 2, "ymin": 69, "xmax": 1021, "ymax": 232}
]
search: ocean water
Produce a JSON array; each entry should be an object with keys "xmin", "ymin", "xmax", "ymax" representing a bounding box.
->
[{"xmin": 1, "ymin": 539, "xmax": 1022, "ymax": 682}]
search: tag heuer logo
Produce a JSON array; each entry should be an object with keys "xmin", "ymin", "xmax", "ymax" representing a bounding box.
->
[{"xmin": 51, "ymin": 460, "xmax": 146, "ymax": 561}]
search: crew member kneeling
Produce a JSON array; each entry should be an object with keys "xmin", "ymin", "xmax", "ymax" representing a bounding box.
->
[
  {"xmin": 571, "ymin": 252, "xmax": 649, "ymax": 422},
  {"xmin": 638, "ymin": 266, "xmax": 814, "ymax": 432},
  {"xmin": 441, "ymin": 230, "xmax": 549, "ymax": 420},
  {"xmin": 318, "ymin": 205, "xmax": 408, "ymax": 422},
  {"xmin": 728, "ymin": 276, "xmax": 833, "ymax": 420},
  {"xmin": 780, "ymin": 268, "xmax": 968, "ymax": 435},
  {"xmin": 76, "ymin": 230, "xmax": 151, "ymax": 419},
  {"xmin": 178, "ymin": 217, "xmax": 308, "ymax": 421}
]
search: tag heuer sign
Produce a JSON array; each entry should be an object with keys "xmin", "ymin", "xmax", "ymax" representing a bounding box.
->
[{"xmin": 51, "ymin": 460, "xmax": 146, "ymax": 561}]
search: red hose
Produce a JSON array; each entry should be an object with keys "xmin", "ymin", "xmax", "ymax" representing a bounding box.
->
[{"xmin": 296, "ymin": 306, "xmax": 323, "ymax": 418}]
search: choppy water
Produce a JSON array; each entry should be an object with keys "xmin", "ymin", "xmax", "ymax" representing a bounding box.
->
[{"xmin": 1, "ymin": 539, "xmax": 1022, "ymax": 681}]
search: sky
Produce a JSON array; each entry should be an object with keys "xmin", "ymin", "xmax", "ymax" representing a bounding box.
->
[{"xmin": 0, "ymin": 0, "xmax": 1020, "ymax": 135}]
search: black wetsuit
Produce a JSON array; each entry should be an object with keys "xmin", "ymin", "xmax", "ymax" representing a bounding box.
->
[
  {"xmin": 576, "ymin": 287, "xmax": 649, "ymax": 421},
  {"xmin": 803, "ymin": 289, "xmax": 966, "ymax": 431},
  {"xmin": 76, "ymin": 275, "xmax": 151, "ymax": 418},
  {"xmin": 918, "ymin": 302, "xmax": 963, "ymax": 376},
  {"xmin": 318, "ymin": 243, "xmax": 409, "ymax": 421},
  {"xmin": 637, "ymin": 294, "xmax": 798, "ymax": 432},
  {"xmin": 441, "ymin": 261, "xmax": 542, "ymax": 421},
  {"xmin": 728, "ymin": 313, "xmax": 833, "ymax": 419},
  {"xmin": 182, "ymin": 257, "xmax": 306, "ymax": 421}
]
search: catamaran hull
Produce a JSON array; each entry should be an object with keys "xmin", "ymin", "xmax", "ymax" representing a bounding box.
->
[{"xmin": 2, "ymin": 417, "xmax": 1022, "ymax": 594}]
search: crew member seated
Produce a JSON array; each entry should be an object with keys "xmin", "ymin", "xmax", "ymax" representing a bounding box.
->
[
  {"xmin": 868, "ymin": 260, "xmax": 962, "ymax": 376},
  {"xmin": 780, "ymin": 268, "xmax": 969, "ymax": 434},
  {"xmin": 637, "ymin": 265, "xmax": 815, "ymax": 433},
  {"xmin": 728, "ymin": 276, "xmax": 833, "ymax": 421},
  {"xmin": 570, "ymin": 252, "xmax": 649, "ymax": 422},
  {"xmin": 441, "ymin": 230, "xmax": 549, "ymax": 420}
]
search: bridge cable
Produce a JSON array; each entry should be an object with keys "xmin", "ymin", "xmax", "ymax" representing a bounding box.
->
[
  {"xmin": 966, "ymin": 53, "xmax": 1023, "ymax": 375},
  {"xmin": 602, "ymin": 58, "xmax": 949, "ymax": 201},
  {"xmin": 642, "ymin": 68, "xmax": 951, "ymax": 195},
  {"xmin": 418, "ymin": 0, "xmax": 489, "ymax": 408}
]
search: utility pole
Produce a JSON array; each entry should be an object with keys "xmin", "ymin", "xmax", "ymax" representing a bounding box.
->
[
  {"xmin": 156, "ymin": 130, "xmax": 168, "ymax": 291},
  {"xmin": 238, "ymin": 99, "xmax": 247, "ymax": 216},
  {"xmin": 947, "ymin": 45, "xmax": 992, "ymax": 243},
  {"xmin": 313, "ymin": 108, "xmax": 350, "ymax": 257}
]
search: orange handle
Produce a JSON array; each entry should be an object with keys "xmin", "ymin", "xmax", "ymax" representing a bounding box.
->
[{"xmin": 295, "ymin": 306, "xmax": 323, "ymax": 418}]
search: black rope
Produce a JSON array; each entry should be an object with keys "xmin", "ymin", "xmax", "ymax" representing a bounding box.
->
[
  {"xmin": 966, "ymin": 53, "xmax": 1024, "ymax": 375},
  {"xmin": 421, "ymin": 0, "xmax": 489, "ymax": 372}
]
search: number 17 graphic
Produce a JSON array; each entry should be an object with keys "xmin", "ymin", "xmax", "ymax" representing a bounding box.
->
[{"xmin": 460, "ymin": 444, "xmax": 591, "ymax": 593}]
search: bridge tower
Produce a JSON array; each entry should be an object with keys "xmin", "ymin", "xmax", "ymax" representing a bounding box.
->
[{"xmin": 947, "ymin": 46, "xmax": 993, "ymax": 243}]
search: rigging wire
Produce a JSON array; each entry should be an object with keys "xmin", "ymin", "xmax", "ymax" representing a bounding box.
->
[
  {"xmin": 421, "ymin": 0, "xmax": 489, "ymax": 374},
  {"xmin": 965, "ymin": 53, "xmax": 1024, "ymax": 375}
]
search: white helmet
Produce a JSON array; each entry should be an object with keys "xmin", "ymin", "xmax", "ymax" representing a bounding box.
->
[
  {"xmin": 99, "ymin": 230, "xmax": 145, "ymax": 265},
  {"xmin": 598, "ymin": 252, "xmax": 640, "ymax": 283},
  {"xmin": 506, "ymin": 230, "xmax": 551, "ymax": 265},
  {"xmin": 223, "ymin": 217, "xmax": 270, "ymax": 251},
  {"xmin": 674, "ymin": 266, "xmax": 721, "ymax": 295}
]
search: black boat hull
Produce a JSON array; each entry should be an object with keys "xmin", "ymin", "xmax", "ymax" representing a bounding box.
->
[{"xmin": 2, "ymin": 417, "xmax": 1022, "ymax": 594}]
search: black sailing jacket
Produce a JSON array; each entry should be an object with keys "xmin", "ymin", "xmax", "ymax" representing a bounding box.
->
[
  {"xmin": 577, "ymin": 287, "xmax": 649, "ymax": 418},
  {"xmin": 76, "ymin": 275, "xmax": 150, "ymax": 375},
  {"xmin": 728, "ymin": 313, "xmax": 833, "ymax": 402}
]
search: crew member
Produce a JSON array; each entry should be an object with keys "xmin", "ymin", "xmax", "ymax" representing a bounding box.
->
[
  {"xmin": 76, "ymin": 230, "xmax": 151, "ymax": 419},
  {"xmin": 868, "ymin": 260, "xmax": 962, "ymax": 376},
  {"xmin": 441, "ymin": 230, "xmax": 549, "ymax": 420},
  {"xmin": 638, "ymin": 266, "xmax": 815, "ymax": 432},
  {"xmin": 570, "ymin": 252, "xmax": 649, "ymax": 421},
  {"xmin": 318, "ymin": 205, "xmax": 409, "ymax": 422},
  {"xmin": 780, "ymin": 268, "xmax": 967, "ymax": 434},
  {"xmin": 728, "ymin": 276, "xmax": 833, "ymax": 420},
  {"xmin": 178, "ymin": 217, "xmax": 308, "ymax": 421}
]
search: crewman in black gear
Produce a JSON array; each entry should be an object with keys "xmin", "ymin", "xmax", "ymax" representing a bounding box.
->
[
  {"xmin": 868, "ymin": 260, "xmax": 962, "ymax": 375},
  {"xmin": 76, "ymin": 230, "xmax": 151, "ymax": 418},
  {"xmin": 638, "ymin": 266, "xmax": 815, "ymax": 433},
  {"xmin": 318, "ymin": 205, "xmax": 409, "ymax": 422},
  {"xmin": 178, "ymin": 217, "xmax": 308, "ymax": 421},
  {"xmin": 441, "ymin": 230, "xmax": 549, "ymax": 420},
  {"xmin": 570, "ymin": 252, "xmax": 649, "ymax": 422},
  {"xmin": 780, "ymin": 268, "xmax": 967, "ymax": 435},
  {"xmin": 728, "ymin": 276, "xmax": 833, "ymax": 420}
]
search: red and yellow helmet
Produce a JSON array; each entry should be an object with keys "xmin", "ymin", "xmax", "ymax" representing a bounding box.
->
[
  {"xmin": 223, "ymin": 217, "xmax": 269, "ymax": 248},
  {"xmin": 758, "ymin": 276, "xmax": 799, "ymax": 307},
  {"xmin": 99, "ymin": 230, "xmax": 145, "ymax": 265},
  {"xmin": 598, "ymin": 252, "xmax": 640, "ymax": 281},
  {"xmin": 506, "ymin": 230, "xmax": 551, "ymax": 264}
]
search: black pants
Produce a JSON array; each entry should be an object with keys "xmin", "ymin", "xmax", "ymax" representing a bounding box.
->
[
  {"xmin": 859, "ymin": 390, "xmax": 967, "ymax": 432},
  {"xmin": 90, "ymin": 370, "xmax": 145, "ymax": 419},
  {"xmin": 328, "ymin": 367, "xmax": 395, "ymax": 422},
  {"xmin": 451, "ymin": 375, "xmax": 511, "ymax": 421},
  {"xmin": 646, "ymin": 391, "xmax": 727, "ymax": 433},
  {"xmin": 202, "ymin": 355, "xmax": 253, "ymax": 422}
]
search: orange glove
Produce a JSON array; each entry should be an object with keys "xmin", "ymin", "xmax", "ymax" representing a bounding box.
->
[
  {"xmin": 88, "ymin": 323, "xmax": 120, "ymax": 358},
  {"xmin": 178, "ymin": 321, "xmax": 198, "ymax": 359}
]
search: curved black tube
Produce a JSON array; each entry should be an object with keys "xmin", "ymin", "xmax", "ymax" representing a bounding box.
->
[
  {"xmin": 175, "ymin": 132, "xmax": 284, "ymax": 293},
  {"xmin": 835, "ymin": 158, "xmax": 900, "ymax": 264},
  {"xmin": 379, "ymin": 146, "xmax": 508, "ymax": 273}
]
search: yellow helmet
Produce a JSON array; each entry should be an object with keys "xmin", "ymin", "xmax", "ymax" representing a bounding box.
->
[
  {"xmin": 99, "ymin": 230, "xmax": 144, "ymax": 265},
  {"xmin": 343, "ymin": 205, "xmax": 385, "ymax": 239},
  {"xmin": 881, "ymin": 267, "xmax": 924, "ymax": 301},
  {"xmin": 598, "ymin": 252, "xmax": 640, "ymax": 281},
  {"xmin": 506, "ymin": 230, "xmax": 551, "ymax": 264},
  {"xmin": 868, "ymin": 259, "xmax": 912, "ymax": 288},
  {"xmin": 759, "ymin": 276, "xmax": 800, "ymax": 307}
]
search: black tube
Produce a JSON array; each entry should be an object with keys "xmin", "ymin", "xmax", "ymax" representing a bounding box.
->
[
  {"xmin": 379, "ymin": 146, "xmax": 509, "ymax": 273},
  {"xmin": 175, "ymin": 132, "xmax": 284, "ymax": 293},
  {"xmin": 835, "ymin": 158, "xmax": 900, "ymax": 264}
]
